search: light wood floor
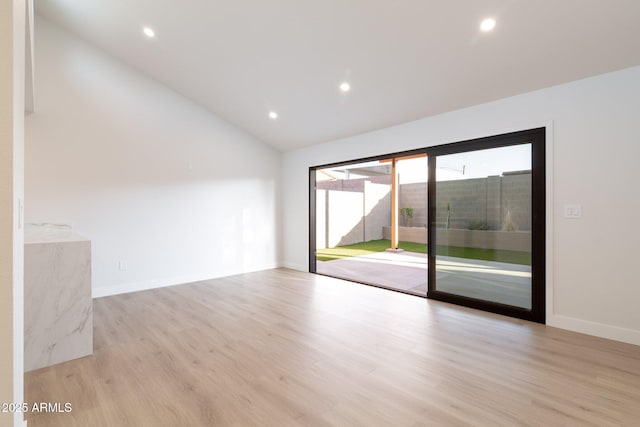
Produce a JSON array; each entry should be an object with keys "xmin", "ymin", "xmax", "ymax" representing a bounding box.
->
[{"xmin": 25, "ymin": 268, "xmax": 640, "ymax": 426}]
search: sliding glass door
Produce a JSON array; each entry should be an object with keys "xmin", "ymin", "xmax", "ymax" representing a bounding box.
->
[
  {"xmin": 310, "ymin": 128, "xmax": 545, "ymax": 323},
  {"xmin": 427, "ymin": 128, "xmax": 545, "ymax": 322}
]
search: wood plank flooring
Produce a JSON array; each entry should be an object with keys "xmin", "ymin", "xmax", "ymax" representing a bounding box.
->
[{"xmin": 25, "ymin": 268, "xmax": 640, "ymax": 426}]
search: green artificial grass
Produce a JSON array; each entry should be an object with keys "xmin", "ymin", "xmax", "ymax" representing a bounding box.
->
[{"xmin": 316, "ymin": 239, "xmax": 531, "ymax": 265}]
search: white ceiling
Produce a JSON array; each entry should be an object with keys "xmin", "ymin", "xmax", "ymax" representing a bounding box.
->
[{"xmin": 35, "ymin": 0, "xmax": 640, "ymax": 151}]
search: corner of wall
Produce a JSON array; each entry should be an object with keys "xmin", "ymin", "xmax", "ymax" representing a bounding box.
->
[{"xmin": 281, "ymin": 262, "xmax": 307, "ymax": 272}]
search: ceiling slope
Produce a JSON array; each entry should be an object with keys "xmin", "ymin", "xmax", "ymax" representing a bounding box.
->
[{"xmin": 36, "ymin": 0, "xmax": 640, "ymax": 151}]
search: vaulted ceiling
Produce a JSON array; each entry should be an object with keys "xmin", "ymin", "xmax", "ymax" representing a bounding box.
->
[{"xmin": 36, "ymin": 0, "xmax": 640, "ymax": 151}]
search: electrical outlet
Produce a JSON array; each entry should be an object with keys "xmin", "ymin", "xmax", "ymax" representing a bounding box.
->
[
  {"xmin": 118, "ymin": 261, "xmax": 128, "ymax": 271},
  {"xmin": 564, "ymin": 204, "xmax": 582, "ymax": 219}
]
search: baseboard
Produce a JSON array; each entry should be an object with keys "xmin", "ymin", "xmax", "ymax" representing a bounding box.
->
[
  {"xmin": 281, "ymin": 261, "xmax": 307, "ymax": 272},
  {"xmin": 548, "ymin": 314, "xmax": 640, "ymax": 346},
  {"xmin": 92, "ymin": 264, "xmax": 280, "ymax": 298}
]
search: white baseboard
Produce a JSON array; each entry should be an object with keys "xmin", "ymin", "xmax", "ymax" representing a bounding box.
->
[
  {"xmin": 548, "ymin": 314, "xmax": 640, "ymax": 346},
  {"xmin": 93, "ymin": 264, "xmax": 280, "ymax": 298},
  {"xmin": 281, "ymin": 261, "xmax": 307, "ymax": 272}
]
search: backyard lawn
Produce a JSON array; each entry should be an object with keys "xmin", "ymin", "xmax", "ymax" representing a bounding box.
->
[{"xmin": 316, "ymin": 239, "xmax": 531, "ymax": 265}]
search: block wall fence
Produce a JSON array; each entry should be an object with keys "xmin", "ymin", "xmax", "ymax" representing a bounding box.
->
[{"xmin": 315, "ymin": 171, "xmax": 531, "ymax": 248}]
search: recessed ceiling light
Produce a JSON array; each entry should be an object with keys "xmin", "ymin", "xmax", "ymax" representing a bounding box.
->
[
  {"xmin": 268, "ymin": 111, "xmax": 278, "ymax": 120},
  {"xmin": 480, "ymin": 18, "xmax": 496, "ymax": 32},
  {"xmin": 339, "ymin": 82, "xmax": 351, "ymax": 92},
  {"xmin": 143, "ymin": 27, "xmax": 155, "ymax": 38}
]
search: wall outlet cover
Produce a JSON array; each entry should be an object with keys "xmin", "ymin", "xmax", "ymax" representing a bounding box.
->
[{"xmin": 564, "ymin": 204, "xmax": 582, "ymax": 218}]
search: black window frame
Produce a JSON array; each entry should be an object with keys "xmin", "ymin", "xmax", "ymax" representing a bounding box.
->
[{"xmin": 308, "ymin": 127, "xmax": 546, "ymax": 324}]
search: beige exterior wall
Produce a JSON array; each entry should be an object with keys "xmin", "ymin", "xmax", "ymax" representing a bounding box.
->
[
  {"xmin": 316, "ymin": 176, "xmax": 391, "ymax": 248},
  {"xmin": 400, "ymin": 173, "xmax": 532, "ymax": 232},
  {"xmin": 383, "ymin": 226, "xmax": 531, "ymax": 252}
]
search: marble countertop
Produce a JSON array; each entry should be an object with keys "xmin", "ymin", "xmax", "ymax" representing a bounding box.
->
[{"xmin": 24, "ymin": 224, "xmax": 89, "ymax": 244}]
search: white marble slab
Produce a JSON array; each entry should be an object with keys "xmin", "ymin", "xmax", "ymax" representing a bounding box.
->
[
  {"xmin": 24, "ymin": 224, "xmax": 93, "ymax": 371},
  {"xmin": 24, "ymin": 223, "xmax": 88, "ymax": 244}
]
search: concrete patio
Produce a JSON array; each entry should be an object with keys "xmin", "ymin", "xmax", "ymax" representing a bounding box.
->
[{"xmin": 316, "ymin": 250, "xmax": 532, "ymax": 308}]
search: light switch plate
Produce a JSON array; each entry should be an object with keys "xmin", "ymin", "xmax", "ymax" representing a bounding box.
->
[{"xmin": 564, "ymin": 204, "xmax": 582, "ymax": 218}]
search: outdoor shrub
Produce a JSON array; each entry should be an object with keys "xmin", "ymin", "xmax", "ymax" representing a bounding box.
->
[
  {"xmin": 468, "ymin": 220, "xmax": 490, "ymax": 230},
  {"xmin": 400, "ymin": 207, "xmax": 414, "ymax": 226}
]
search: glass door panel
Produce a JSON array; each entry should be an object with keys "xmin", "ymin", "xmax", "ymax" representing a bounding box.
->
[
  {"xmin": 311, "ymin": 154, "xmax": 428, "ymax": 295},
  {"xmin": 313, "ymin": 159, "xmax": 394, "ymax": 288},
  {"xmin": 431, "ymin": 144, "xmax": 533, "ymax": 309}
]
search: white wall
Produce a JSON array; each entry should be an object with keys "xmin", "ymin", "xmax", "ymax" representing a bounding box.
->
[
  {"xmin": 282, "ymin": 66, "xmax": 640, "ymax": 346},
  {"xmin": 1, "ymin": 1, "xmax": 27, "ymax": 426},
  {"xmin": 25, "ymin": 16, "xmax": 281, "ymax": 297}
]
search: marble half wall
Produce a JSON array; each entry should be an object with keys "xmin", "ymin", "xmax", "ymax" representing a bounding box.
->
[{"xmin": 24, "ymin": 225, "xmax": 92, "ymax": 371}]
